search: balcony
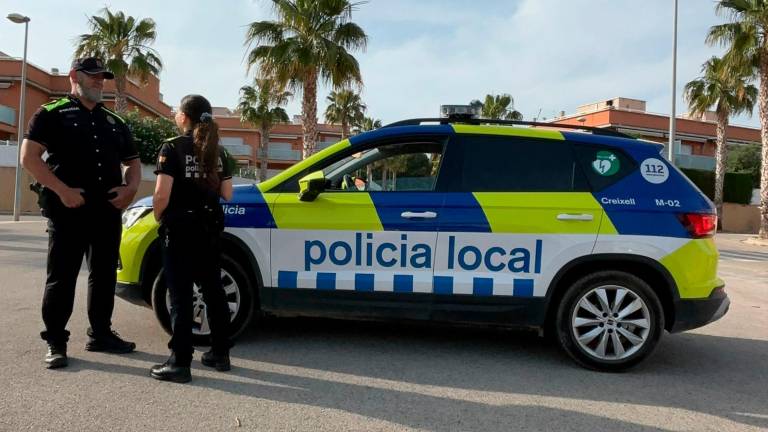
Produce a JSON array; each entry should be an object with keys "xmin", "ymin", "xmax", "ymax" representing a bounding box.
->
[
  {"xmin": 258, "ymin": 148, "xmax": 302, "ymax": 161},
  {"xmin": 0, "ymin": 105, "xmax": 16, "ymax": 126},
  {"xmin": 222, "ymin": 143, "xmax": 253, "ymax": 157},
  {"xmin": 674, "ymin": 154, "xmax": 715, "ymax": 171}
]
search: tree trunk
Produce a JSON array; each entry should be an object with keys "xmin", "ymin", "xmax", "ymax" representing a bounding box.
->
[
  {"xmin": 114, "ymin": 76, "xmax": 128, "ymax": 113},
  {"xmin": 341, "ymin": 119, "xmax": 348, "ymax": 141},
  {"xmin": 301, "ymin": 70, "xmax": 318, "ymax": 159},
  {"xmin": 259, "ymin": 126, "xmax": 269, "ymax": 183},
  {"xmin": 714, "ymin": 112, "xmax": 728, "ymax": 230},
  {"xmin": 760, "ymin": 53, "xmax": 768, "ymax": 239}
]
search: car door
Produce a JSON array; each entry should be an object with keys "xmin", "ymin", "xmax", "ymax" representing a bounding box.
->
[
  {"xmin": 431, "ymin": 130, "xmax": 603, "ymax": 326},
  {"xmin": 266, "ymin": 136, "xmax": 448, "ymax": 320}
]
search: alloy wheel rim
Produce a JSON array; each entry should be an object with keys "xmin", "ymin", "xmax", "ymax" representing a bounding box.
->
[{"xmin": 571, "ymin": 285, "xmax": 651, "ymax": 361}]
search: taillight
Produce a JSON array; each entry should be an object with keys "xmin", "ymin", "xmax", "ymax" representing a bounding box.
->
[{"xmin": 679, "ymin": 213, "xmax": 717, "ymax": 238}]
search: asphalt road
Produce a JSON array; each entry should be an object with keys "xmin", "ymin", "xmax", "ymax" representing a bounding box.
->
[{"xmin": 0, "ymin": 217, "xmax": 766, "ymax": 432}]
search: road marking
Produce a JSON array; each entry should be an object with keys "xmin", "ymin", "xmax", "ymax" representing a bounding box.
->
[{"xmin": 719, "ymin": 249, "xmax": 768, "ymax": 262}]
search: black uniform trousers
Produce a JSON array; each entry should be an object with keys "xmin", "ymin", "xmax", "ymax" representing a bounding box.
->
[
  {"xmin": 40, "ymin": 202, "xmax": 122, "ymax": 345},
  {"xmin": 160, "ymin": 212, "xmax": 232, "ymax": 366}
]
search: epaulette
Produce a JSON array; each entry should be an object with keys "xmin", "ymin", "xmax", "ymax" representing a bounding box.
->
[
  {"xmin": 163, "ymin": 135, "xmax": 184, "ymax": 147},
  {"xmin": 42, "ymin": 98, "xmax": 73, "ymax": 112}
]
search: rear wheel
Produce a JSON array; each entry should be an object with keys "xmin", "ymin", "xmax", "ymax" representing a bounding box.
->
[
  {"xmin": 152, "ymin": 254, "xmax": 255, "ymax": 346},
  {"xmin": 555, "ymin": 271, "xmax": 664, "ymax": 371}
]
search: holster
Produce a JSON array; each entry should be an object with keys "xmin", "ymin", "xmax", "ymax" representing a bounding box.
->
[{"xmin": 29, "ymin": 182, "xmax": 57, "ymax": 218}]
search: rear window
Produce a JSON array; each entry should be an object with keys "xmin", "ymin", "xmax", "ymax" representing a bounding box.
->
[
  {"xmin": 446, "ymin": 135, "xmax": 588, "ymax": 192},
  {"xmin": 572, "ymin": 144, "xmax": 636, "ymax": 192}
]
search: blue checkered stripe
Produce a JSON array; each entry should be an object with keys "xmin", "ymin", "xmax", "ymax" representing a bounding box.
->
[{"xmin": 277, "ymin": 270, "xmax": 534, "ymax": 297}]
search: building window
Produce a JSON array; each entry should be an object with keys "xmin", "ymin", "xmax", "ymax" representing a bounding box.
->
[{"xmin": 221, "ymin": 137, "xmax": 245, "ymax": 146}]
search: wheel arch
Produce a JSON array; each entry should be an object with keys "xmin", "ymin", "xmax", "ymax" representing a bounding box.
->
[
  {"xmin": 544, "ymin": 254, "xmax": 678, "ymax": 332},
  {"xmin": 138, "ymin": 232, "xmax": 265, "ymax": 311},
  {"xmin": 220, "ymin": 231, "xmax": 265, "ymax": 312}
]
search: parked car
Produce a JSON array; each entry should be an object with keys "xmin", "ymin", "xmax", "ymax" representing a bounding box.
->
[{"xmin": 117, "ymin": 115, "xmax": 728, "ymax": 371}]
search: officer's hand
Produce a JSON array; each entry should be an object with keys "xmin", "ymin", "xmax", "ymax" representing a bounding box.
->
[
  {"xmin": 108, "ymin": 186, "xmax": 136, "ymax": 210},
  {"xmin": 60, "ymin": 187, "xmax": 85, "ymax": 208}
]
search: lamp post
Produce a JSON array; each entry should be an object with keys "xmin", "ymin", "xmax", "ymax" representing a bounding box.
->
[
  {"xmin": 7, "ymin": 13, "xmax": 30, "ymax": 222},
  {"xmin": 668, "ymin": 0, "xmax": 678, "ymax": 164}
]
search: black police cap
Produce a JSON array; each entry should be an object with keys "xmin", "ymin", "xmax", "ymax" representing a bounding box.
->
[{"xmin": 71, "ymin": 57, "xmax": 115, "ymax": 79}]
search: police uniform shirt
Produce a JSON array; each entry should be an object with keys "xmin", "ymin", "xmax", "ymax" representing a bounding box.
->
[
  {"xmin": 25, "ymin": 95, "xmax": 138, "ymax": 196},
  {"xmin": 154, "ymin": 134, "xmax": 232, "ymax": 216}
]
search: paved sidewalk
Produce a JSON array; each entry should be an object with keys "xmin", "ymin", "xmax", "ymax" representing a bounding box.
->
[{"xmin": 717, "ymin": 233, "xmax": 768, "ymax": 251}]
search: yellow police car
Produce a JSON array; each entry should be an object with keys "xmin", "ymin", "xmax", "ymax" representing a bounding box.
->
[{"xmin": 117, "ymin": 115, "xmax": 728, "ymax": 371}]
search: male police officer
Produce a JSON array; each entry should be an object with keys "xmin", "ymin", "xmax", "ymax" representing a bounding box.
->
[{"xmin": 20, "ymin": 57, "xmax": 141, "ymax": 368}]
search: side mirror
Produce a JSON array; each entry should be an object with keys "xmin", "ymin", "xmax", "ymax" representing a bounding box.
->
[{"xmin": 298, "ymin": 170, "xmax": 327, "ymax": 202}]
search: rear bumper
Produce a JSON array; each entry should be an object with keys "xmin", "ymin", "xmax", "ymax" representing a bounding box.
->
[
  {"xmin": 670, "ymin": 286, "xmax": 729, "ymax": 333},
  {"xmin": 116, "ymin": 282, "xmax": 149, "ymax": 307}
]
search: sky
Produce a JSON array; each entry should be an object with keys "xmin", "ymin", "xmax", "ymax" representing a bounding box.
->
[{"xmin": 0, "ymin": 0, "xmax": 759, "ymax": 127}]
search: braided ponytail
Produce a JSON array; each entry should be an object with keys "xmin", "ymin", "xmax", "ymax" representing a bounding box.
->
[{"xmin": 180, "ymin": 95, "xmax": 220, "ymax": 190}]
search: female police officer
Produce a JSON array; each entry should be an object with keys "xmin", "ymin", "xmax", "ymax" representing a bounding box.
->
[{"xmin": 150, "ymin": 94, "xmax": 234, "ymax": 383}]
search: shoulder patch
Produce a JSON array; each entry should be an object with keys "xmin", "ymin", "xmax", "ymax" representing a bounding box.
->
[
  {"xmin": 100, "ymin": 106, "xmax": 125, "ymax": 124},
  {"xmin": 42, "ymin": 98, "xmax": 73, "ymax": 112}
]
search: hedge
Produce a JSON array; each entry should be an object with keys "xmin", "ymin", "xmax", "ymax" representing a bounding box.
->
[{"xmin": 679, "ymin": 168, "xmax": 754, "ymax": 205}]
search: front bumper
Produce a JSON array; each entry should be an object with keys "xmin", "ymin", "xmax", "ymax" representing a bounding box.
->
[
  {"xmin": 116, "ymin": 282, "xmax": 149, "ymax": 307},
  {"xmin": 670, "ymin": 286, "xmax": 729, "ymax": 333}
]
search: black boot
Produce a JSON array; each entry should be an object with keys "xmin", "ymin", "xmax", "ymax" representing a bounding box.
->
[
  {"xmin": 201, "ymin": 349, "xmax": 231, "ymax": 372},
  {"xmin": 85, "ymin": 328, "xmax": 136, "ymax": 354},
  {"xmin": 45, "ymin": 343, "xmax": 68, "ymax": 369},
  {"xmin": 150, "ymin": 354, "xmax": 191, "ymax": 383}
]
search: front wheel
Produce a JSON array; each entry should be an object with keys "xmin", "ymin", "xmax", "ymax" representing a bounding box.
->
[
  {"xmin": 151, "ymin": 254, "xmax": 255, "ymax": 346},
  {"xmin": 555, "ymin": 271, "xmax": 664, "ymax": 372}
]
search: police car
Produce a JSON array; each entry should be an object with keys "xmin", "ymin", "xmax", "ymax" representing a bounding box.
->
[{"xmin": 117, "ymin": 115, "xmax": 729, "ymax": 371}]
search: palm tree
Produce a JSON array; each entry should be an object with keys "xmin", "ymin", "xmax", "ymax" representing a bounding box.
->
[
  {"xmin": 245, "ymin": 0, "xmax": 368, "ymax": 159},
  {"xmin": 684, "ymin": 56, "xmax": 757, "ymax": 227},
  {"xmin": 708, "ymin": 0, "xmax": 768, "ymax": 238},
  {"xmin": 324, "ymin": 88, "xmax": 366, "ymax": 139},
  {"xmin": 238, "ymin": 79, "xmax": 292, "ymax": 182},
  {"xmin": 360, "ymin": 117, "xmax": 382, "ymax": 132},
  {"xmin": 469, "ymin": 94, "xmax": 523, "ymax": 120},
  {"xmin": 74, "ymin": 8, "xmax": 162, "ymax": 113}
]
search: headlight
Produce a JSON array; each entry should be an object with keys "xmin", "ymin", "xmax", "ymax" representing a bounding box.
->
[{"xmin": 122, "ymin": 206, "xmax": 152, "ymax": 229}]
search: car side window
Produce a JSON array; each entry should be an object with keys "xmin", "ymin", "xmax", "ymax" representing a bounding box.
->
[
  {"xmin": 325, "ymin": 142, "xmax": 444, "ymax": 192},
  {"xmin": 572, "ymin": 144, "xmax": 636, "ymax": 192},
  {"xmin": 447, "ymin": 135, "xmax": 588, "ymax": 192}
]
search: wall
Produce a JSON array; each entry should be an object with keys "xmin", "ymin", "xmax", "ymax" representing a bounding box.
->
[
  {"xmin": 722, "ymin": 202, "xmax": 761, "ymax": 234},
  {"xmin": 0, "ymin": 166, "xmax": 39, "ymax": 213}
]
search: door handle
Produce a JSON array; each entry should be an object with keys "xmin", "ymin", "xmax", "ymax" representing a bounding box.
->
[
  {"xmin": 556, "ymin": 213, "xmax": 594, "ymax": 221},
  {"xmin": 401, "ymin": 211, "xmax": 438, "ymax": 219}
]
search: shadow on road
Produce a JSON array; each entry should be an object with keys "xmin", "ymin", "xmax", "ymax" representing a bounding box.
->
[
  {"xmin": 66, "ymin": 353, "xmax": 669, "ymax": 432},
  {"xmin": 66, "ymin": 317, "xmax": 767, "ymax": 431}
]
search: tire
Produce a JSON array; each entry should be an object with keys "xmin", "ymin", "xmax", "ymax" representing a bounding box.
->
[
  {"xmin": 555, "ymin": 271, "xmax": 664, "ymax": 372},
  {"xmin": 151, "ymin": 254, "xmax": 255, "ymax": 346}
]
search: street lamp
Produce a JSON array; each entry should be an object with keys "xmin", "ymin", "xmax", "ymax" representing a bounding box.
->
[
  {"xmin": 668, "ymin": 0, "xmax": 678, "ymax": 164},
  {"xmin": 7, "ymin": 13, "xmax": 30, "ymax": 222}
]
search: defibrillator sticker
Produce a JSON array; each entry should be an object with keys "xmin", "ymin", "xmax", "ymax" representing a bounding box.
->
[
  {"xmin": 591, "ymin": 151, "xmax": 620, "ymax": 176},
  {"xmin": 640, "ymin": 158, "xmax": 669, "ymax": 184}
]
